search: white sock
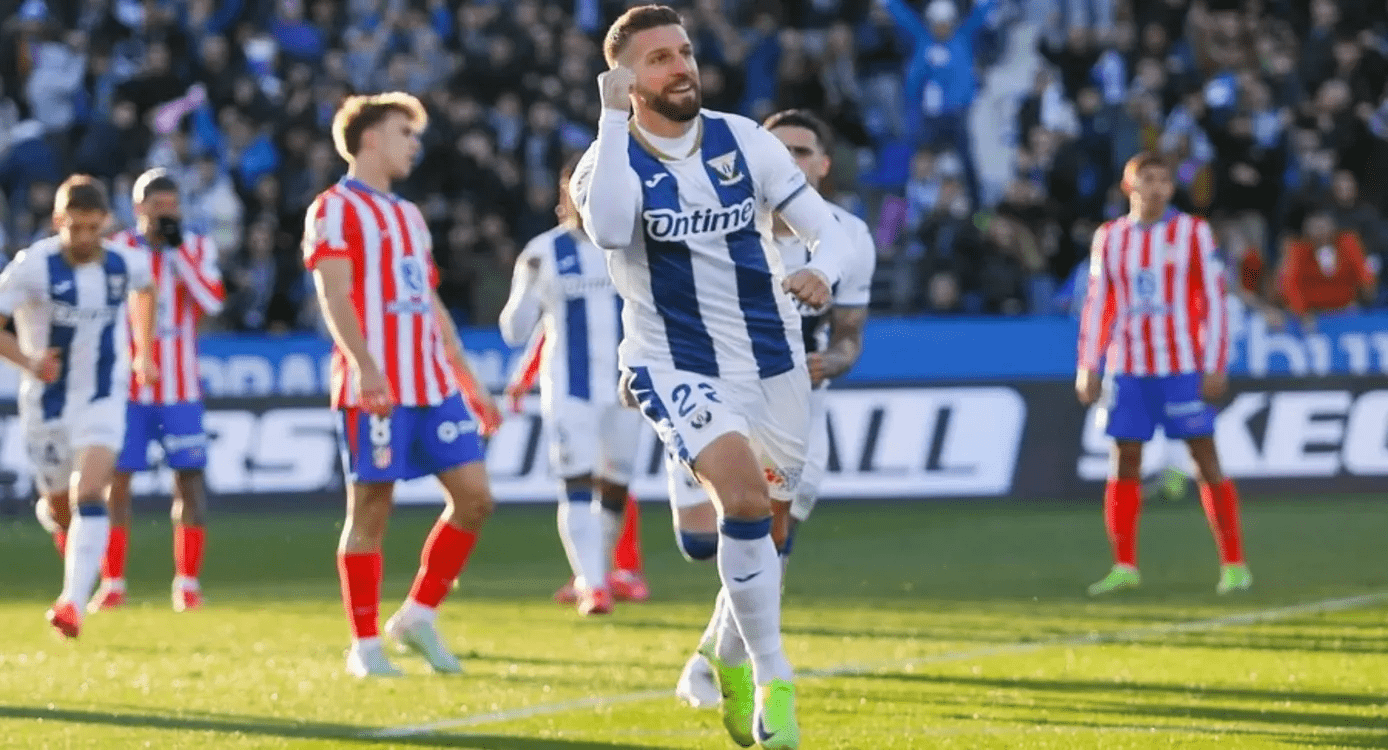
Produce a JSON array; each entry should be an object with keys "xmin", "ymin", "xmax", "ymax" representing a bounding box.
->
[
  {"xmin": 717, "ymin": 517, "xmax": 793, "ymax": 685},
  {"xmin": 697, "ymin": 586, "xmax": 726, "ymax": 652},
  {"xmin": 712, "ymin": 587, "xmax": 747, "ymax": 664},
  {"xmin": 557, "ymin": 488, "xmax": 605, "ymax": 591},
  {"xmin": 62, "ymin": 505, "xmax": 110, "ymax": 612},
  {"xmin": 353, "ymin": 635, "xmax": 383, "ymax": 650}
]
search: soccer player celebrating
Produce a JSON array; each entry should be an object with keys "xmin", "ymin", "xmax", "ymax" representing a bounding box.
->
[
  {"xmin": 572, "ymin": 8, "xmax": 857, "ymax": 747},
  {"xmin": 1077, "ymin": 152, "xmax": 1251, "ymax": 597},
  {"xmin": 0, "ymin": 175, "xmax": 157, "ymax": 637},
  {"xmin": 92, "ymin": 169, "xmax": 224, "ymax": 613},
  {"xmin": 499, "ymin": 159, "xmax": 650, "ymax": 616},
  {"xmin": 303, "ymin": 92, "xmax": 503, "ymax": 677},
  {"xmin": 670, "ymin": 108, "xmax": 876, "ymax": 709}
]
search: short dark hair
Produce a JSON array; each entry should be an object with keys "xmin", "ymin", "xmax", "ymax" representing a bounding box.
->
[
  {"xmin": 331, "ymin": 91, "xmax": 428, "ymax": 161},
  {"xmin": 133, "ymin": 169, "xmax": 179, "ymax": 203},
  {"xmin": 54, "ymin": 174, "xmax": 109, "ymax": 214},
  {"xmin": 603, "ymin": 5, "xmax": 683, "ymax": 66},
  {"xmin": 763, "ymin": 109, "xmax": 833, "ymax": 153}
]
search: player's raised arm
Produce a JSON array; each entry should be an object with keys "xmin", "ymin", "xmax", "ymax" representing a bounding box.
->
[
  {"xmin": 1076, "ymin": 223, "xmax": 1115, "ymax": 405},
  {"xmin": 498, "ymin": 245, "xmax": 546, "ymax": 348},
  {"xmin": 0, "ymin": 250, "xmax": 57, "ymax": 382},
  {"xmin": 173, "ymin": 234, "xmax": 226, "ymax": 315},
  {"xmin": 573, "ymin": 67, "xmax": 642, "ymax": 249}
]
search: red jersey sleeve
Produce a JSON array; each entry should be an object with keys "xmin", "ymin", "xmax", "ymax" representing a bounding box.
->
[
  {"xmin": 302, "ymin": 191, "xmax": 362, "ymax": 271},
  {"xmin": 1077, "ymin": 222, "xmax": 1115, "ymax": 372}
]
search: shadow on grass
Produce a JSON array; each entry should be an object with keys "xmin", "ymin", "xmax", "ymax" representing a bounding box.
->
[
  {"xmin": 0, "ymin": 705, "xmax": 669, "ymax": 749},
  {"xmin": 867, "ymin": 671, "xmax": 1388, "ymax": 709}
]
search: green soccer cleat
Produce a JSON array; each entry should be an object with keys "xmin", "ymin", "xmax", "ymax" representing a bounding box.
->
[
  {"xmin": 698, "ymin": 645, "xmax": 755, "ymax": 747},
  {"xmin": 1216, "ymin": 564, "xmax": 1253, "ymax": 595},
  {"xmin": 1087, "ymin": 564, "xmax": 1141, "ymax": 596},
  {"xmin": 754, "ymin": 678, "xmax": 800, "ymax": 749}
]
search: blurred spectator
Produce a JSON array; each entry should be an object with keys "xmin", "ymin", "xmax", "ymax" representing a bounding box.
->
[
  {"xmin": 1278, "ymin": 210, "xmax": 1377, "ymax": 330},
  {"xmin": 883, "ymin": 0, "xmax": 998, "ymax": 205}
]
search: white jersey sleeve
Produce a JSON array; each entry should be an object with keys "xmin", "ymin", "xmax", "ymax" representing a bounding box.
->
[
  {"xmin": 0, "ymin": 248, "xmax": 43, "ymax": 317},
  {"xmin": 829, "ymin": 206, "xmax": 877, "ymax": 308},
  {"xmin": 499, "ymin": 235, "xmax": 551, "ymax": 347},
  {"xmin": 571, "ymin": 111, "xmax": 643, "ymax": 249},
  {"xmin": 740, "ymin": 120, "xmax": 811, "ymax": 213},
  {"xmin": 122, "ymin": 246, "xmax": 155, "ymax": 293}
]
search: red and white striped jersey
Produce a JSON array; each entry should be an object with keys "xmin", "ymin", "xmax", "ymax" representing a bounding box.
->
[
  {"xmin": 1078, "ymin": 209, "xmax": 1228, "ymax": 376},
  {"xmin": 302, "ymin": 178, "xmax": 455, "ymax": 410},
  {"xmin": 111, "ymin": 229, "xmax": 225, "ymax": 404}
]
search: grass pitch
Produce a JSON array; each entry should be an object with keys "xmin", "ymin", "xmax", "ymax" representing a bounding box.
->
[{"xmin": 0, "ymin": 496, "xmax": 1385, "ymax": 749}]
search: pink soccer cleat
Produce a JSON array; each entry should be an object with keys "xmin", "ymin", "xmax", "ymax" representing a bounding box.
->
[
  {"xmin": 89, "ymin": 579, "xmax": 126, "ymax": 613},
  {"xmin": 173, "ymin": 583, "xmax": 203, "ymax": 612},
  {"xmin": 608, "ymin": 569, "xmax": 650, "ymax": 602},
  {"xmin": 553, "ymin": 577, "xmax": 578, "ymax": 604},
  {"xmin": 46, "ymin": 600, "xmax": 81, "ymax": 639},
  {"xmin": 577, "ymin": 587, "xmax": 614, "ymax": 616}
]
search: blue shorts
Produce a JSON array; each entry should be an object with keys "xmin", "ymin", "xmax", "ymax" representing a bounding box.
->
[
  {"xmin": 336, "ymin": 393, "xmax": 484, "ymax": 483},
  {"xmin": 117, "ymin": 402, "xmax": 208, "ymax": 471},
  {"xmin": 1104, "ymin": 373, "xmax": 1215, "ymax": 442}
]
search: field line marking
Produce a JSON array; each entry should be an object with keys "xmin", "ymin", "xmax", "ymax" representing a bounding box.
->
[{"xmin": 365, "ymin": 589, "xmax": 1388, "ymax": 738}]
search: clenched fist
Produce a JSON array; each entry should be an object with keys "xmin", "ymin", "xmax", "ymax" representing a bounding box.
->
[
  {"xmin": 598, "ymin": 67, "xmax": 636, "ymax": 113},
  {"xmin": 783, "ymin": 268, "xmax": 831, "ymax": 311}
]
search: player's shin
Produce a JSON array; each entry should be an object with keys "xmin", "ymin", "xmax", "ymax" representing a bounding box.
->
[
  {"xmin": 717, "ymin": 515, "xmax": 793, "ymax": 685},
  {"xmin": 1199, "ymin": 478, "xmax": 1246, "ymax": 565},
  {"xmin": 62, "ymin": 501, "xmax": 111, "ymax": 613},
  {"xmin": 171, "ymin": 469, "xmax": 206, "ymax": 591},
  {"xmin": 1104, "ymin": 478, "xmax": 1142, "ymax": 567},
  {"xmin": 556, "ymin": 484, "xmax": 605, "ymax": 594}
]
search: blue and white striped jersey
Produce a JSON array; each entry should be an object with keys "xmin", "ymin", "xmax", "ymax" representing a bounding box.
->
[
  {"xmin": 0, "ymin": 236, "xmax": 153, "ymax": 420},
  {"xmin": 573, "ymin": 110, "xmax": 814, "ymax": 381},
  {"xmin": 499, "ymin": 226, "xmax": 623, "ymax": 405}
]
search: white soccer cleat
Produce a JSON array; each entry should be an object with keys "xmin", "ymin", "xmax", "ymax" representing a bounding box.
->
[
  {"xmin": 676, "ymin": 651, "xmax": 720, "ymax": 708},
  {"xmin": 385, "ymin": 610, "xmax": 462, "ymax": 674},
  {"xmin": 345, "ymin": 640, "xmax": 403, "ymax": 677}
]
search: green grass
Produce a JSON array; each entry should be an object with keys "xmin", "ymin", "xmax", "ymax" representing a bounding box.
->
[{"xmin": 1, "ymin": 496, "xmax": 1386, "ymax": 749}]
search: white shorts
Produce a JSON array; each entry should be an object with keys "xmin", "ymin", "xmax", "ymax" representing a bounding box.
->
[
  {"xmin": 790, "ymin": 387, "xmax": 829, "ymax": 521},
  {"xmin": 546, "ymin": 398, "xmax": 643, "ymax": 484},
  {"xmin": 625, "ymin": 365, "xmax": 809, "ymax": 502},
  {"xmin": 21, "ymin": 397, "xmax": 126, "ymax": 496}
]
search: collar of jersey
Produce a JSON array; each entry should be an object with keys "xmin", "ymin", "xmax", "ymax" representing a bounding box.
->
[
  {"xmin": 628, "ymin": 116, "xmax": 703, "ymax": 161},
  {"xmin": 341, "ymin": 177, "xmax": 397, "ymax": 202}
]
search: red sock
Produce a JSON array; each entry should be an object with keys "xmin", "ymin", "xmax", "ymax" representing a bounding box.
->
[
  {"xmin": 408, "ymin": 521, "xmax": 478, "ymax": 608},
  {"xmin": 1105, "ymin": 478, "xmax": 1142, "ymax": 566},
  {"xmin": 1199, "ymin": 479, "xmax": 1245, "ymax": 564},
  {"xmin": 174, "ymin": 524, "xmax": 205, "ymax": 579},
  {"xmin": 613, "ymin": 494, "xmax": 643, "ymax": 573},
  {"xmin": 103, "ymin": 524, "xmax": 129, "ymax": 580},
  {"xmin": 338, "ymin": 551, "xmax": 383, "ymax": 639},
  {"xmin": 53, "ymin": 530, "xmax": 67, "ymax": 559}
]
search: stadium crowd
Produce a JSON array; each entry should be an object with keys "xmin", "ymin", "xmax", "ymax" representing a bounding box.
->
[{"xmin": 0, "ymin": 0, "xmax": 1383, "ymax": 328}]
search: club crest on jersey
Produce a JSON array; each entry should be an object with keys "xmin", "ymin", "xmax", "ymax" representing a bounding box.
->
[
  {"xmin": 1135, "ymin": 270, "xmax": 1156, "ymax": 299},
  {"xmin": 399, "ymin": 256, "xmax": 426, "ymax": 296},
  {"xmin": 372, "ymin": 445, "xmax": 392, "ymax": 469},
  {"xmin": 643, "ymin": 198, "xmax": 755, "ymax": 242},
  {"xmin": 705, "ymin": 151, "xmax": 744, "ymax": 186}
]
